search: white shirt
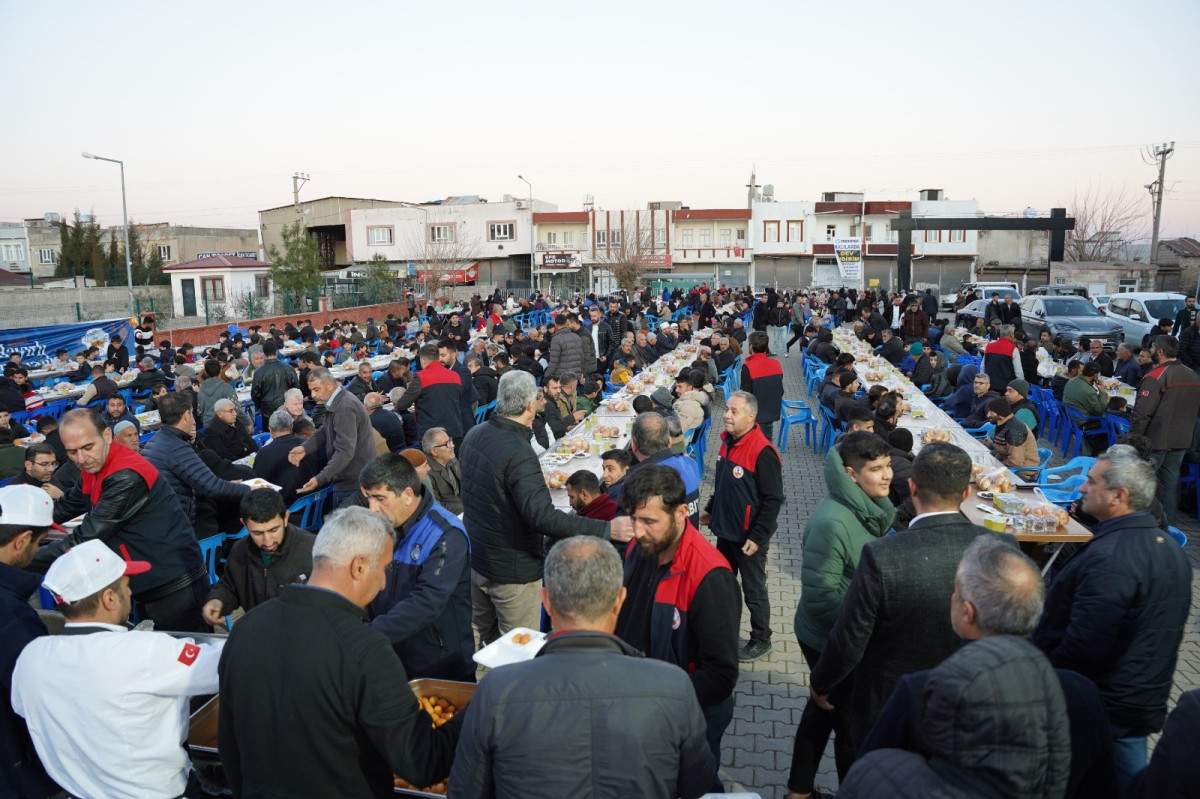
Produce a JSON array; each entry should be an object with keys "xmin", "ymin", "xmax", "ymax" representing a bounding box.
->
[
  {"xmin": 908, "ymin": 510, "xmax": 962, "ymax": 527},
  {"xmin": 11, "ymin": 623, "xmax": 223, "ymax": 799},
  {"xmin": 891, "ymin": 305, "xmax": 903, "ymax": 328}
]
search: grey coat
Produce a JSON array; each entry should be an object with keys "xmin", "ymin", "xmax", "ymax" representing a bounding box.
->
[
  {"xmin": 545, "ymin": 329, "xmax": 582, "ymax": 382},
  {"xmin": 302, "ymin": 386, "xmax": 376, "ymax": 492}
]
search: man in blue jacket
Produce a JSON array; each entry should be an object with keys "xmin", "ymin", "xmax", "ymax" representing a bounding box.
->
[
  {"xmin": 0, "ymin": 486, "xmax": 60, "ymax": 798},
  {"xmin": 1033, "ymin": 452, "xmax": 1193, "ymax": 787},
  {"xmin": 360, "ymin": 453, "xmax": 474, "ymax": 682}
]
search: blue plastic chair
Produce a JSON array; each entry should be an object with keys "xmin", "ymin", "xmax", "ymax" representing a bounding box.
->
[
  {"xmin": 288, "ymin": 486, "xmax": 331, "ymax": 532},
  {"xmin": 197, "ymin": 534, "xmax": 226, "ymax": 584},
  {"xmin": 1167, "ymin": 526, "xmax": 1188, "ymax": 548},
  {"xmin": 1102, "ymin": 413, "xmax": 1131, "ymax": 447},
  {"xmin": 964, "ymin": 422, "xmax": 995, "ymax": 440},
  {"xmin": 474, "ymin": 399, "xmax": 497, "ymax": 425},
  {"xmin": 1034, "ymin": 475, "xmax": 1087, "ymax": 507},
  {"xmin": 252, "ymin": 432, "xmax": 271, "ymax": 447},
  {"xmin": 806, "ymin": 365, "xmax": 828, "ymax": 398},
  {"xmin": 777, "ymin": 401, "xmax": 817, "ymax": 453},
  {"xmin": 818, "ymin": 406, "xmax": 842, "ymax": 455},
  {"xmin": 1018, "ymin": 447, "xmax": 1055, "ymax": 482},
  {"xmin": 1037, "ymin": 456, "xmax": 1096, "ymax": 489},
  {"xmin": 686, "ymin": 417, "xmax": 712, "ymax": 477},
  {"xmin": 1061, "ymin": 407, "xmax": 1105, "ymax": 459}
]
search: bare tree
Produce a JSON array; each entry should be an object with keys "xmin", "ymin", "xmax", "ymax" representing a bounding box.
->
[
  {"xmin": 589, "ymin": 214, "xmax": 664, "ymax": 294},
  {"xmin": 404, "ymin": 212, "xmax": 481, "ymax": 300},
  {"xmin": 1065, "ymin": 186, "xmax": 1149, "ymax": 262}
]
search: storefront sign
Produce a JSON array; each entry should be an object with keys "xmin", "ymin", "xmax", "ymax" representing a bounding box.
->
[
  {"xmin": 541, "ymin": 253, "xmax": 583, "ymax": 269},
  {"xmin": 833, "ymin": 238, "xmax": 862, "ymax": 282}
]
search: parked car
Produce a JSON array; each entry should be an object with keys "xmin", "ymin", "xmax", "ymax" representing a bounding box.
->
[
  {"xmin": 941, "ymin": 281, "xmax": 1019, "ymax": 311},
  {"xmin": 1092, "ymin": 294, "xmax": 1111, "ymax": 313},
  {"xmin": 955, "ymin": 299, "xmax": 991, "ymax": 329},
  {"xmin": 1027, "ymin": 284, "xmax": 1090, "ymax": 299},
  {"xmin": 1018, "ymin": 296, "xmax": 1124, "ymax": 350},
  {"xmin": 1105, "ymin": 292, "xmax": 1187, "ymax": 347}
]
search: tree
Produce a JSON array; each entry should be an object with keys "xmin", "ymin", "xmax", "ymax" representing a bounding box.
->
[
  {"xmin": 267, "ymin": 220, "xmax": 322, "ymax": 311},
  {"xmin": 589, "ymin": 215, "xmax": 661, "ymax": 294},
  {"xmin": 55, "ymin": 211, "xmax": 101, "ymax": 281},
  {"xmin": 361, "ymin": 253, "xmax": 400, "ymax": 305},
  {"xmin": 106, "ymin": 230, "xmax": 122, "ymax": 285},
  {"xmin": 228, "ymin": 289, "xmax": 269, "ymax": 319},
  {"xmin": 404, "ymin": 214, "xmax": 480, "ymax": 300},
  {"xmin": 1065, "ymin": 186, "xmax": 1149, "ymax": 262},
  {"xmin": 144, "ymin": 247, "xmax": 166, "ymax": 285}
]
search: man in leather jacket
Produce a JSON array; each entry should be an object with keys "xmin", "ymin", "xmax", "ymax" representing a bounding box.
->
[
  {"xmin": 36, "ymin": 409, "xmax": 208, "ymax": 631},
  {"xmin": 249, "ymin": 340, "xmax": 298, "ymax": 422}
]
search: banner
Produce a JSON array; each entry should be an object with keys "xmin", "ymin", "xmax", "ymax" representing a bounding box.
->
[
  {"xmin": 417, "ymin": 263, "xmax": 479, "ymax": 284},
  {"xmin": 0, "ymin": 317, "xmax": 136, "ymax": 368},
  {"xmin": 833, "ymin": 238, "xmax": 863, "ymax": 282},
  {"xmin": 541, "ymin": 253, "xmax": 583, "ymax": 270}
]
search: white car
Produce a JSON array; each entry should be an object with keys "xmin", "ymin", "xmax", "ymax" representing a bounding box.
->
[
  {"xmin": 1105, "ymin": 292, "xmax": 1187, "ymax": 347},
  {"xmin": 1092, "ymin": 294, "xmax": 1111, "ymax": 313},
  {"xmin": 941, "ymin": 282, "xmax": 1020, "ymax": 311}
]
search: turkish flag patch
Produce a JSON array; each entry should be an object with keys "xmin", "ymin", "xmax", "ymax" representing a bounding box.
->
[{"xmin": 177, "ymin": 643, "xmax": 200, "ymax": 667}]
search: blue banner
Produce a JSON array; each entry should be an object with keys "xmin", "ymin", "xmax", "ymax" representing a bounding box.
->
[{"xmin": 0, "ymin": 318, "xmax": 136, "ymax": 369}]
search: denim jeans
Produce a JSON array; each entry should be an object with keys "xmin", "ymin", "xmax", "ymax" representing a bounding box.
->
[
  {"xmin": 1109, "ymin": 724, "xmax": 1147, "ymax": 787},
  {"xmin": 769, "ymin": 325, "xmax": 789, "ymax": 355},
  {"xmin": 1150, "ymin": 448, "xmax": 1186, "ymax": 525}
]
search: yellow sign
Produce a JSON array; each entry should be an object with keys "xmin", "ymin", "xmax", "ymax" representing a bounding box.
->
[{"xmin": 869, "ymin": 279, "xmax": 880, "ymax": 287}]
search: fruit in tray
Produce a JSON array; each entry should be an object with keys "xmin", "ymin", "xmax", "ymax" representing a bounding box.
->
[
  {"xmin": 608, "ymin": 400, "xmax": 629, "ymax": 412},
  {"xmin": 511, "ymin": 632, "xmax": 532, "ymax": 645},
  {"xmin": 545, "ymin": 470, "xmax": 570, "ymax": 489},
  {"xmin": 863, "ymin": 371, "xmax": 883, "ymax": 382},
  {"xmin": 977, "ymin": 468, "xmax": 1014, "ymax": 493},
  {"xmin": 922, "ymin": 429, "xmax": 952, "ymax": 444},
  {"xmin": 625, "ymin": 381, "xmax": 645, "ymax": 394},
  {"xmin": 596, "ymin": 424, "xmax": 621, "ymax": 438}
]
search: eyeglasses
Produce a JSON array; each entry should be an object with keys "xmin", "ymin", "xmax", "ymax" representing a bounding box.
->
[{"xmin": 433, "ymin": 440, "xmax": 453, "ymax": 449}]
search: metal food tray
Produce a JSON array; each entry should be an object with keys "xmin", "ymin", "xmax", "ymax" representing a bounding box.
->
[{"xmin": 185, "ymin": 679, "xmax": 476, "ymax": 797}]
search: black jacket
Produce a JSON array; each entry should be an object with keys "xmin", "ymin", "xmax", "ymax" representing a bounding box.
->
[
  {"xmin": 1032, "ymin": 510, "xmax": 1192, "ymax": 733},
  {"xmin": 1125, "ymin": 687, "xmax": 1200, "ymax": 799},
  {"xmin": 218, "ymin": 585, "xmax": 462, "ymax": 798},
  {"xmin": 199, "ymin": 418, "xmax": 258, "ymax": 462},
  {"xmin": 449, "ymin": 631, "xmax": 716, "ymax": 799},
  {"xmin": 368, "ymin": 408, "xmax": 406, "ymax": 453},
  {"xmin": 204, "ymin": 524, "xmax": 315, "ymax": 616},
  {"xmin": 458, "ymin": 414, "xmax": 609, "ymax": 584},
  {"xmin": 128, "ymin": 367, "xmax": 167, "ymax": 393},
  {"xmin": 346, "ymin": 375, "xmax": 376, "ymax": 402},
  {"xmin": 810, "ymin": 513, "xmax": 1014, "ymax": 751},
  {"xmin": 587, "ymin": 319, "xmax": 614, "ymax": 366},
  {"xmin": 252, "ymin": 434, "xmax": 319, "ymax": 506},
  {"xmin": 840, "ymin": 636, "xmax": 1071, "ymax": 799},
  {"xmin": 470, "ymin": 366, "xmax": 499, "ymax": 407},
  {"xmin": 877, "ymin": 335, "xmax": 905, "ymax": 365},
  {"xmin": 249, "ymin": 358, "xmax": 297, "ymax": 420},
  {"xmin": 143, "ymin": 425, "xmax": 250, "ymax": 524},
  {"xmin": 367, "ymin": 491, "xmax": 473, "ymax": 681}
]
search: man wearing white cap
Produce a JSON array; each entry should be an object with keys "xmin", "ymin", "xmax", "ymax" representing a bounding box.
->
[
  {"xmin": 11, "ymin": 539, "xmax": 222, "ymax": 799},
  {"xmin": 0, "ymin": 485, "xmax": 60, "ymax": 798}
]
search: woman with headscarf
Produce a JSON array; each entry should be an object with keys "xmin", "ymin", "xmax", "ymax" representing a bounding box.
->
[{"xmin": 951, "ymin": 363, "xmax": 980, "ymax": 419}]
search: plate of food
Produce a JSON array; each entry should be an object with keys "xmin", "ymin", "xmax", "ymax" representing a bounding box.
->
[
  {"xmin": 472, "ymin": 627, "xmax": 548, "ymax": 669},
  {"xmin": 240, "ymin": 477, "xmax": 282, "ymax": 492},
  {"xmin": 15, "ymin": 435, "xmax": 46, "ymax": 446},
  {"xmin": 544, "ymin": 469, "xmax": 570, "ymax": 489}
]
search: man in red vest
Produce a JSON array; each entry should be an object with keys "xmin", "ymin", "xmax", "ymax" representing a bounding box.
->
[{"xmin": 740, "ymin": 331, "xmax": 784, "ymax": 441}]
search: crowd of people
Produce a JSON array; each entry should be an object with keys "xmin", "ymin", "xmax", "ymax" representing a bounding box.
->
[{"xmin": 0, "ymin": 281, "xmax": 1196, "ymax": 798}]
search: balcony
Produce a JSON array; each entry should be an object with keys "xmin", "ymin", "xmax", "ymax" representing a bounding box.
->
[{"xmin": 672, "ymin": 246, "xmax": 751, "ymax": 263}]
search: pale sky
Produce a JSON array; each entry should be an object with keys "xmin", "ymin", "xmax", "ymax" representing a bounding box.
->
[{"xmin": 3, "ymin": 0, "xmax": 1198, "ymax": 238}]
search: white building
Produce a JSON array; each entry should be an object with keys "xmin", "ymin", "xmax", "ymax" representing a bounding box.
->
[
  {"xmin": 0, "ymin": 222, "xmax": 31, "ymax": 274},
  {"xmin": 162, "ymin": 255, "xmax": 272, "ymax": 319}
]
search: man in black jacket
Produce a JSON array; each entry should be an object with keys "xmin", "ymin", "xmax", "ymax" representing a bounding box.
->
[
  {"xmin": 876, "ymin": 328, "xmax": 905, "ymax": 365},
  {"xmin": 38, "ymin": 409, "xmax": 208, "ymax": 631},
  {"xmin": 218, "ymin": 506, "xmax": 461, "ymax": 797},
  {"xmin": 201, "ymin": 488, "xmax": 315, "ymax": 628},
  {"xmin": 364, "ymin": 392, "xmax": 405, "ymax": 452},
  {"xmin": 587, "ymin": 305, "xmax": 615, "ymax": 371},
  {"xmin": 249, "ymin": 340, "xmax": 297, "ymax": 422},
  {"xmin": 465, "ymin": 355, "xmax": 498, "ymax": 407},
  {"xmin": 198, "ymin": 398, "xmax": 258, "ymax": 462},
  {"xmin": 1032, "ymin": 452, "xmax": 1192, "ymax": 787},
  {"xmin": 807, "ymin": 443, "xmax": 1015, "ymax": 762},
  {"xmin": 347, "ymin": 362, "xmax": 377, "ymax": 402},
  {"xmin": 253, "ymin": 409, "xmax": 319, "ymax": 505},
  {"xmin": 361, "ymin": 454, "xmax": 473, "ymax": 681},
  {"xmin": 127, "ymin": 357, "xmax": 168, "ymax": 393},
  {"xmin": 451, "ymin": 535, "xmax": 716, "ymax": 798},
  {"xmin": 374, "ymin": 358, "xmax": 410, "ymax": 396},
  {"xmin": 858, "ymin": 537, "xmax": 1119, "ymax": 799},
  {"xmin": 458, "ymin": 370, "xmax": 632, "ymax": 644}
]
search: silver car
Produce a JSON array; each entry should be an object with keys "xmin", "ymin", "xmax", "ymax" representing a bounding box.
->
[{"xmin": 1105, "ymin": 292, "xmax": 1187, "ymax": 347}]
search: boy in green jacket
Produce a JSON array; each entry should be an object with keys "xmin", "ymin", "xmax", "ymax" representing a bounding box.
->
[{"xmin": 788, "ymin": 432, "xmax": 895, "ymax": 797}]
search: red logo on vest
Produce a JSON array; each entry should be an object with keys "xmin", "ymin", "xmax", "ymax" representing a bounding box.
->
[{"xmin": 177, "ymin": 643, "xmax": 200, "ymax": 667}]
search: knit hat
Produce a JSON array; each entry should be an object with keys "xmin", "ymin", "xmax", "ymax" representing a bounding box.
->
[
  {"xmin": 1007, "ymin": 379, "xmax": 1030, "ymax": 398},
  {"xmin": 909, "ymin": 342, "xmax": 924, "ymax": 356}
]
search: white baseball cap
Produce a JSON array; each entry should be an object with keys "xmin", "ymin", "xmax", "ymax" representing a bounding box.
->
[
  {"xmin": 43, "ymin": 539, "xmax": 151, "ymax": 604},
  {"xmin": 0, "ymin": 484, "xmax": 55, "ymax": 528}
]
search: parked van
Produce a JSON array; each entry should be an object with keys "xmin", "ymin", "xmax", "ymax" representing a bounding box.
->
[{"xmin": 1105, "ymin": 292, "xmax": 1187, "ymax": 347}]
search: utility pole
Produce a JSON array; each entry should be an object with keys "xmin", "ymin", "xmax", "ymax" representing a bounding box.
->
[
  {"xmin": 1145, "ymin": 142, "xmax": 1173, "ymax": 273},
  {"xmin": 292, "ymin": 172, "xmax": 310, "ymax": 216}
]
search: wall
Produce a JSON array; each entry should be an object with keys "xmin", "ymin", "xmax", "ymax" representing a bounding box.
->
[
  {"xmin": 162, "ymin": 299, "xmax": 423, "ymax": 347},
  {"xmin": 0, "ymin": 284, "xmax": 171, "ymax": 329}
]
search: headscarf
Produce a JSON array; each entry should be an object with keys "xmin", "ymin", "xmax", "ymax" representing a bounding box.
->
[{"xmin": 952, "ymin": 364, "xmax": 980, "ymax": 418}]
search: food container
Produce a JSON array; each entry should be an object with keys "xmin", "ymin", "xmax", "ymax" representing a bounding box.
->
[
  {"xmin": 982, "ymin": 515, "xmax": 1008, "ymax": 533},
  {"xmin": 992, "ymin": 493, "xmax": 1026, "ymax": 515}
]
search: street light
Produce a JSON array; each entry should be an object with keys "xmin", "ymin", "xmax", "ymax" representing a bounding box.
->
[
  {"xmin": 82, "ymin": 151, "xmax": 135, "ymax": 315},
  {"xmin": 517, "ymin": 175, "xmax": 534, "ymax": 293}
]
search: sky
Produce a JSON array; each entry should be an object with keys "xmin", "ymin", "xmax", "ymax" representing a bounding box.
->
[{"xmin": 3, "ymin": 0, "xmax": 1198, "ymax": 239}]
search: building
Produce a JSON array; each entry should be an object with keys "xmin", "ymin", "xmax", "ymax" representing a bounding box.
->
[
  {"xmin": 346, "ymin": 195, "xmax": 555, "ymax": 291},
  {"xmin": 1156, "ymin": 237, "xmax": 1200, "ymax": 293},
  {"xmin": 259, "ymin": 196, "xmax": 409, "ymax": 272},
  {"xmin": 0, "ymin": 223, "xmax": 31, "ymax": 275},
  {"xmin": 162, "ymin": 255, "xmax": 273, "ymax": 320},
  {"xmin": 110, "ymin": 224, "xmax": 260, "ymax": 270},
  {"xmin": 752, "ymin": 188, "xmax": 980, "ymax": 292}
]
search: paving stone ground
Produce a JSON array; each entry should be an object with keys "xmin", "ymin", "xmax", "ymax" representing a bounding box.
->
[{"xmin": 693, "ymin": 351, "xmax": 1200, "ymax": 798}]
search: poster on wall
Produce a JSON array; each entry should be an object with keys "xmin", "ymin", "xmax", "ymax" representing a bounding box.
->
[
  {"xmin": 0, "ymin": 317, "xmax": 135, "ymax": 368},
  {"xmin": 833, "ymin": 238, "xmax": 863, "ymax": 282}
]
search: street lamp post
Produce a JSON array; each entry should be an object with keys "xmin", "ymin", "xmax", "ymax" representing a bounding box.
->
[
  {"xmin": 82, "ymin": 151, "xmax": 135, "ymax": 315},
  {"xmin": 517, "ymin": 175, "xmax": 534, "ymax": 294}
]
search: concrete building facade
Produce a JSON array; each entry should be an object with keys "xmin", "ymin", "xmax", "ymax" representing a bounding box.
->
[{"xmin": 163, "ymin": 255, "xmax": 273, "ymax": 320}]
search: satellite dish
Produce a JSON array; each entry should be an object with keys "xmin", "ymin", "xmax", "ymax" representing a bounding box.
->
[{"xmin": 1022, "ymin": 207, "xmax": 1038, "ymax": 218}]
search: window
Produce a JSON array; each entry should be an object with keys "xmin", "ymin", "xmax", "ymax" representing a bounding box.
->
[
  {"xmin": 1118, "ymin": 278, "xmax": 1139, "ymax": 292},
  {"xmin": 787, "ymin": 221, "xmax": 802, "ymax": 242},
  {"xmin": 950, "ymin": 230, "xmax": 965, "ymax": 243},
  {"xmin": 546, "ymin": 231, "xmax": 557, "ymax": 245},
  {"xmin": 926, "ymin": 230, "xmax": 940, "ymax": 243},
  {"xmin": 429, "ymin": 224, "xmax": 455, "ymax": 244},
  {"xmin": 201, "ymin": 277, "xmax": 225, "ymax": 301},
  {"xmin": 38, "ymin": 248, "xmax": 56, "ymax": 264},
  {"xmin": 488, "ymin": 222, "xmax": 515, "ymax": 242},
  {"xmin": 610, "ymin": 230, "xmax": 621, "ymax": 246},
  {"xmin": 681, "ymin": 230, "xmax": 693, "ymax": 247},
  {"xmin": 654, "ymin": 229, "xmax": 665, "ymax": 247},
  {"xmin": 864, "ymin": 224, "xmax": 873, "ymax": 241},
  {"xmin": 888, "ymin": 228, "xmax": 898, "ymax": 242},
  {"xmin": 563, "ymin": 231, "xmax": 573, "ymax": 246},
  {"xmin": 368, "ymin": 226, "xmax": 394, "ymax": 246},
  {"xmin": 763, "ymin": 222, "xmax": 779, "ymax": 243},
  {"xmin": 719, "ymin": 229, "xmax": 731, "ymax": 247},
  {"xmin": 158, "ymin": 244, "xmax": 173, "ymax": 261},
  {"xmin": 595, "ymin": 230, "xmax": 607, "ymax": 247},
  {"xmin": 2, "ymin": 243, "xmax": 24, "ymax": 262},
  {"xmin": 699, "ymin": 229, "xmax": 711, "ymax": 247},
  {"xmin": 825, "ymin": 224, "xmax": 837, "ymax": 241},
  {"xmin": 736, "ymin": 228, "xmax": 746, "ymax": 243},
  {"xmin": 254, "ymin": 275, "xmax": 271, "ymax": 298}
]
